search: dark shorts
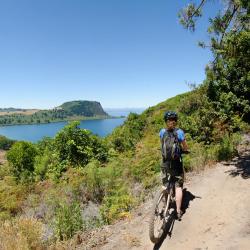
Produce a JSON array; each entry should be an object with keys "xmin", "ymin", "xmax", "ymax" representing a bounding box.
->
[{"xmin": 161, "ymin": 160, "xmax": 184, "ymax": 188}]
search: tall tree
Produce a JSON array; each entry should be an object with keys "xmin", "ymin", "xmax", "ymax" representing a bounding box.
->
[{"xmin": 179, "ymin": 0, "xmax": 250, "ymax": 123}]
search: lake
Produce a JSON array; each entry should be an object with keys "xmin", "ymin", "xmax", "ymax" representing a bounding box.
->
[{"xmin": 0, "ymin": 108, "xmax": 145, "ymax": 142}]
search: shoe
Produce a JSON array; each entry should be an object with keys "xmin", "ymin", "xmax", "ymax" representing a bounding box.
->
[{"xmin": 176, "ymin": 210, "xmax": 183, "ymax": 220}]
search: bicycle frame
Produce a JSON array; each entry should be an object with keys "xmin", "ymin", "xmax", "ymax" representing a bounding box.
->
[
  {"xmin": 163, "ymin": 174, "xmax": 176, "ymax": 220},
  {"xmin": 149, "ymin": 155, "xmax": 189, "ymax": 243}
]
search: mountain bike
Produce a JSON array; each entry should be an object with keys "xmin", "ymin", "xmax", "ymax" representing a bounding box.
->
[
  {"xmin": 149, "ymin": 172, "xmax": 176, "ymax": 243},
  {"xmin": 149, "ymin": 150, "xmax": 189, "ymax": 244}
]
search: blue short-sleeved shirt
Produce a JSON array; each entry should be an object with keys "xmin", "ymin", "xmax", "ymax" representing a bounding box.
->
[{"xmin": 159, "ymin": 128, "xmax": 185, "ymax": 142}]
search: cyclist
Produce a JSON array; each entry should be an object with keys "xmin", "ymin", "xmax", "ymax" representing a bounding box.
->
[{"xmin": 159, "ymin": 111, "xmax": 188, "ymax": 220}]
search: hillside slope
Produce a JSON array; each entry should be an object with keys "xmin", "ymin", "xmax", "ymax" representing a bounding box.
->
[
  {"xmin": 0, "ymin": 90, "xmax": 248, "ymax": 250},
  {"xmin": 76, "ymin": 134, "xmax": 250, "ymax": 250}
]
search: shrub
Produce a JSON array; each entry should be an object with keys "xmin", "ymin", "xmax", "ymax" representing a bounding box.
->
[
  {"xmin": 0, "ymin": 218, "xmax": 44, "ymax": 250},
  {"xmin": 107, "ymin": 112, "xmax": 147, "ymax": 152},
  {"xmin": 90, "ymin": 135, "xmax": 108, "ymax": 163},
  {"xmin": 54, "ymin": 201, "xmax": 83, "ymax": 240},
  {"xmin": 129, "ymin": 134, "xmax": 161, "ymax": 189},
  {"xmin": 54, "ymin": 121, "xmax": 108, "ymax": 167},
  {"xmin": 34, "ymin": 137, "xmax": 60, "ymax": 181},
  {"xmin": 217, "ymin": 133, "xmax": 241, "ymax": 161},
  {"xmin": 82, "ymin": 159, "xmax": 124, "ymax": 202},
  {"xmin": 60, "ymin": 168, "xmax": 86, "ymax": 197},
  {"xmin": 182, "ymin": 142, "xmax": 207, "ymax": 172},
  {"xmin": 54, "ymin": 121, "xmax": 93, "ymax": 166},
  {"xmin": 0, "ymin": 211, "xmax": 11, "ymax": 222},
  {"xmin": 0, "ymin": 135, "xmax": 15, "ymax": 150},
  {"xmin": 34, "ymin": 150, "xmax": 66, "ymax": 182},
  {"xmin": 0, "ymin": 164, "xmax": 11, "ymax": 180},
  {"xmin": 83, "ymin": 161, "xmax": 104, "ymax": 202},
  {"xmin": 100, "ymin": 187, "xmax": 135, "ymax": 224},
  {"xmin": 0, "ymin": 176, "xmax": 28, "ymax": 214},
  {"xmin": 7, "ymin": 141, "xmax": 37, "ymax": 182},
  {"xmin": 34, "ymin": 148, "xmax": 52, "ymax": 181}
]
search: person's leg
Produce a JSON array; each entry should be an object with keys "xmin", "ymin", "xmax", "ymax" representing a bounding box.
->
[
  {"xmin": 175, "ymin": 186, "xmax": 183, "ymax": 213},
  {"xmin": 161, "ymin": 161, "xmax": 170, "ymax": 187},
  {"xmin": 174, "ymin": 161, "xmax": 184, "ymax": 215}
]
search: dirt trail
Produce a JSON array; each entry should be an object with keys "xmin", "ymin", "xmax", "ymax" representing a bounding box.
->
[
  {"xmin": 94, "ymin": 135, "xmax": 250, "ymax": 250},
  {"xmin": 0, "ymin": 150, "xmax": 6, "ymax": 165}
]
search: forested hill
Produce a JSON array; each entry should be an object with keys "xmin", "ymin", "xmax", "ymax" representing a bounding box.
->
[
  {"xmin": 0, "ymin": 100, "xmax": 109, "ymax": 126},
  {"xmin": 58, "ymin": 100, "xmax": 108, "ymax": 117}
]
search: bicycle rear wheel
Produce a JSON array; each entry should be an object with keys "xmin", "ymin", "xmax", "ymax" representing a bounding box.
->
[{"xmin": 149, "ymin": 189, "xmax": 169, "ymax": 243}]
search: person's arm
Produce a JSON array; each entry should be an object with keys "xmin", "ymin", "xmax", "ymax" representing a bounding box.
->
[
  {"xmin": 178, "ymin": 129, "xmax": 188, "ymax": 152},
  {"xmin": 181, "ymin": 139, "xmax": 188, "ymax": 152},
  {"xmin": 159, "ymin": 128, "xmax": 165, "ymax": 143}
]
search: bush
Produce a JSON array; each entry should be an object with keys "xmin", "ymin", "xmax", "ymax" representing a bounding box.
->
[
  {"xmin": 0, "ymin": 164, "xmax": 11, "ymax": 180},
  {"xmin": 34, "ymin": 149, "xmax": 63, "ymax": 182},
  {"xmin": 129, "ymin": 134, "xmax": 161, "ymax": 189},
  {"xmin": 107, "ymin": 112, "xmax": 147, "ymax": 152},
  {"xmin": 0, "ymin": 135, "xmax": 15, "ymax": 150},
  {"xmin": 217, "ymin": 133, "xmax": 241, "ymax": 161},
  {"xmin": 0, "ymin": 211, "xmax": 11, "ymax": 222},
  {"xmin": 83, "ymin": 161, "xmax": 104, "ymax": 202},
  {"xmin": 54, "ymin": 201, "xmax": 83, "ymax": 240},
  {"xmin": 0, "ymin": 218, "xmax": 44, "ymax": 250},
  {"xmin": 7, "ymin": 141, "xmax": 37, "ymax": 182},
  {"xmin": 54, "ymin": 121, "xmax": 108, "ymax": 167},
  {"xmin": 54, "ymin": 121, "xmax": 93, "ymax": 166},
  {"xmin": 90, "ymin": 135, "xmax": 108, "ymax": 163},
  {"xmin": 182, "ymin": 133, "xmax": 242, "ymax": 171},
  {"xmin": 34, "ymin": 148, "xmax": 52, "ymax": 181},
  {"xmin": 0, "ymin": 176, "xmax": 28, "ymax": 215},
  {"xmin": 82, "ymin": 159, "xmax": 124, "ymax": 203},
  {"xmin": 182, "ymin": 142, "xmax": 207, "ymax": 172},
  {"xmin": 100, "ymin": 187, "xmax": 135, "ymax": 224}
]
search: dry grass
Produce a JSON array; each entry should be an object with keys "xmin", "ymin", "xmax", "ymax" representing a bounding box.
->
[
  {"xmin": 123, "ymin": 233, "xmax": 141, "ymax": 248},
  {"xmin": 0, "ymin": 217, "xmax": 45, "ymax": 250},
  {"xmin": 48, "ymin": 228, "xmax": 111, "ymax": 250},
  {"xmin": 0, "ymin": 109, "xmax": 40, "ymax": 116},
  {"xmin": 0, "ymin": 150, "xmax": 7, "ymax": 165}
]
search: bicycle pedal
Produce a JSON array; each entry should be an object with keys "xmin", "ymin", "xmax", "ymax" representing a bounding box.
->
[{"xmin": 164, "ymin": 213, "xmax": 171, "ymax": 222}]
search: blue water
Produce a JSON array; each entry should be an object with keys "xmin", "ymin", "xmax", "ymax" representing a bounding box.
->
[
  {"xmin": 0, "ymin": 108, "xmax": 146, "ymax": 143},
  {"xmin": 105, "ymin": 108, "xmax": 145, "ymax": 117},
  {"xmin": 0, "ymin": 118, "xmax": 126, "ymax": 142}
]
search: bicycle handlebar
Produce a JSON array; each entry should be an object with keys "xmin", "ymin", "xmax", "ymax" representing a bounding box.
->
[
  {"xmin": 157, "ymin": 149, "xmax": 191, "ymax": 154},
  {"xmin": 181, "ymin": 150, "xmax": 190, "ymax": 154}
]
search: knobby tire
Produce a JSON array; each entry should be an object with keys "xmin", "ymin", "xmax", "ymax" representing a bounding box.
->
[{"xmin": 149, "ymin": 189, "xmax": 169, "ymax": 244}]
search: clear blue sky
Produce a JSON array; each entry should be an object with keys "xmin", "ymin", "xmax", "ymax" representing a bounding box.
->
[{"xmin": 0, "ymin": 0, "xmax": 220, "ymax": 109}]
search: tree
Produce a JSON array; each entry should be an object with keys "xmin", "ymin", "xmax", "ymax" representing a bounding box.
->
[
  {"xmin": 7, "ymin": 141, "xmax": 38, "ymax": 181},
  {"xmin": 179, "ymin": 0, "xmax": 250, "ymax": 123},
  {"xmin": 54, "ymin": 121, "xmax": 108, "ymax": 167}
]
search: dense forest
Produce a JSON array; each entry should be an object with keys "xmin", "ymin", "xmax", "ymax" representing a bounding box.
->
[
  {"xmin": 0, "ymin": 100, "xmax": 109, "ymax": 126},
  {"xmin": 0, "ymin": 0, "xmax": 249, "ymax": 249}
]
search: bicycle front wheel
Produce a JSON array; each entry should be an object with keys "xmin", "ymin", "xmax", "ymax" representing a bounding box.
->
[{"xmin": 149, "ymin": 189, "xmax": 169, "ymax": 243}]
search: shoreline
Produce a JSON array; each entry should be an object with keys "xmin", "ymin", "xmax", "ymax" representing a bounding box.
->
[{"xmin": 0, "ymin": 115, "xmax": 125, "ymax": 127}]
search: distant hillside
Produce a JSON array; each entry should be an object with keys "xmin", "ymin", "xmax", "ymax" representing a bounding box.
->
[
  {"xmin": 0, "ymin": 100, "xmax": 110, "ymax": 126},
  {"xmin": 0, "ymin": 108, "xmax": 24, "ymax": 112},
  {"xmin": 0, "ymin": 108, "xmax": 39, "ymax": 116},
  {"xmin": 59, "ymin": 101, "xmax": 108, "ymax": 117}
]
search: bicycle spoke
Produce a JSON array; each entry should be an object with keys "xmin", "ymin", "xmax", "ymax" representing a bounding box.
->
[{"xmin": 149, "ymin": 190, "xmax": 172, "ymax": 243}]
